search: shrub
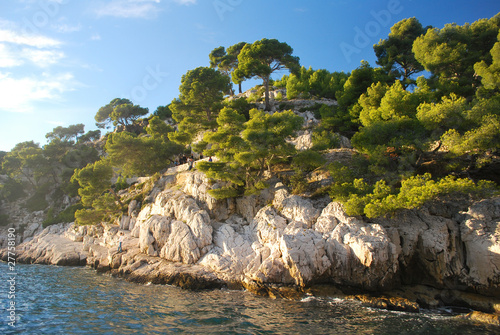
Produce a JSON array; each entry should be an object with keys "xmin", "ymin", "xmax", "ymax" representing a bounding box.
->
[
  {"xmin": 335, "ymin": 173, "xmax": 498, "ymax": 218},
  {"xmin": 290, "ymin": 169, "xmax": 308, "ymax": 195},
  {"xmin": 43, "ymin": 203, "xmax": 84, "ymax": 227},
  {"xmin": 24, "ymin": 184, "xmax": 50, "ymax": 212},
  {"xmin": 114, "ymin": 176, "xmax": 129, "ymax": 191},
  {"xmin": 0, "ymin": 214, "xmax": 9, "ymax": 226},
  {"xmin": 292, "ymin": 150, "xmax": 326, "ymax": 172},
  {"xmin": 312, "ymin": 129, "xmax": 340, "ymax": 151}
]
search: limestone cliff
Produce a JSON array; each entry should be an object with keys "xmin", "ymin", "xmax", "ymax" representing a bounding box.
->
[{"xmin": 2, "ymin": 168, "xmax": 500, "ymax": 312}]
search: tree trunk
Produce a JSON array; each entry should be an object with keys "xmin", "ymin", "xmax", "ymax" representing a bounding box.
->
[
  {"xmin": 263, "ymin": 77, "xmax": 270, "ymax": 111},
  {"xmin": 238, "ymin": 82, "xmax": 242, "ymax": 94},
  {"xmin": 109, "ymin": 188, "xmax": 125, "ymax": 208}
]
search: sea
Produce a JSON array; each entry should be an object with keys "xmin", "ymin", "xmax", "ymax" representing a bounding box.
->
[{"xmin": 1, "ymin": 263, "xmax": 499, "ymax": 334}]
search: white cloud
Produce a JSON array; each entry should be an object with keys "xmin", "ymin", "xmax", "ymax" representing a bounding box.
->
[
  {"xmin": 0, "ymin": 72, "xmax": 78, "ymax": 113},
  {"xmin": 94, "ymin": 0, "xmax": 162, "ymax": 19},
  {"xmin": 0, "ymin": 28, "xmax": 62, "ymax": 48},
  {"xmin": 0, "ymin": 44, "xmax": 24, "ymax": 68},
  {"xmin": 91, "ymin": 33, "xmax": 101, "ymax": 41},
  {"xmin": 0, "ymin": 21, "xmax": 66, "ymax": 68},
  {"xmin": 22, "ymin": 48, "xmax": 65, "ymax": 67}
]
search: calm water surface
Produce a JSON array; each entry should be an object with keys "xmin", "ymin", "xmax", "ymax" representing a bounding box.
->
[{"xmin": 1, "ymin": 263, "xmax": 498, "ymax": 334}]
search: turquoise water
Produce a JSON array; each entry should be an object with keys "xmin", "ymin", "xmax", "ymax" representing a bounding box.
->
[{"xmin": 1, "ymin": 263, "xmax": 498, "ymax": 334}]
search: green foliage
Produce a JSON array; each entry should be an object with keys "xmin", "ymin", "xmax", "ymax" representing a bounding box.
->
[
  {"xmin": 333, "ymin": 173, "xmax": 498, "ymax": 218},
  {"xmin": 374, "ymin": 17, "xmax": 428, "ymax": 88},
  {"xmin": 43, "ymin": 203, "xmax": 84, "ymax": 227},
  {"xmin": 77, "ymin": 130, "xmax": 101, "ymax": 144},
  {"xmin": 199, "ymin": 108, "xmax": 303, "ymax": 198},
  {"xmin": 2, "ymin": 141, "xmax": 46, "ymax": 188},
  {"xmin": 246, "ymin": 87, "xmax": 264, "ymax": 103},
  {"xmin": 317, "ymin": 104, "xmax": 357, "ymax": 133},
  {"xmin": 475, "ymin": 31, "xmax": 500, "ymax": 92},
  {"xmin": 358, "ymin": 81, "xmax": 424, "ymax": 127},
  {"xmin": 208, "ymin": 187, "xmax": 241, "ymax": 200},
  {"xmin": 223, "ymin": 97, "xmax": 255, "ymax": 120},
  {"xmin": 286, "ymin": 67, "xmax": 348, "ymax": 99},
  {"xmin": 114, "ymin": 176, "xmax": 129, "ymax": 191},
  {"xmin": 0, "ymin": 177, "xmax": 26, "ymax": 201},
  {"xmin": 153, "ymin": 105, "xmax": 173, "ymax": 120},
  {"xmin": 71, "ymin": 159, "xmax": 126, "ymax": 225},
  {"xmin": 210, "ymin": 42, "xmax": 248, "ymax": 94},
  {"xmin": 71, "ymin": 160, "xmax": 114, "ymax": 208},
  {"xmin": 416, "ymin": 94, "xmax": 469, "ymax": 133},
  {"xmin": 413, "ymin": 15, "xmax": 500, "ymax": 98},
  {"xmin": 0, "ymin": 214, "xmax": 9, "ymax": 226},
  {"xmin": 46, "ymin": 124, "xmax": 85, "ymax": 143},
  {"xmin": 273, "ymin": 74, "xmax": 288, "ymax": 88},
  {"xmin": 105, "ymin": 126, "xmax": 182, "ymax": 176},
  {"xmin": 442, "ymin": 114, "xmax": 500, "ymax": 156},
  {"xmin": 234, "ymin": 38, "xmax": 300, "ymax": 110},
  {"xmin": 288, "ymin": 169, "xmax": 309, "ymax": 195},
  {"xmin": 336, "ymin": 60, "xmax": 392, "ymax": 114},
  {"xmin": 95, "ymin": 98, "xmax": 149, "ymax": 129},
  {"xmin": 367, "ymin": 174, "xmax": 497, "ymax": 218},
  {"xmin": 170, "ymin": 67, "xmax": 231, "ymax": 144},
  {"xmin": 292, "ymin": 150, "xmax": 326, "ymax": 172},
  {"xmin": 351, "ymin": 118, "xmax": 428, "ymax": 157},
  {"xmin": 311, "ymin": 129, "xmax": 340, "ymax": 151},
  {"xmin": 24, "ymin": 183, "xmax": 50, "ymax": 211}
]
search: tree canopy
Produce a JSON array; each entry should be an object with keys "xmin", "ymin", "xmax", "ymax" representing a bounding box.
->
[
  {"xmin": 233, "ymin": 38, "xmax": 300, "ymax": 110},
  {"xmin": 413, "ymin": 14, "xmax": 500, "ymax": 98},
  {"xmin": 46, "ymin": 124, "xmax": 85, "ymax": 143},
  {"xmin": 95, "ymin": 98, "xmax": 149, "ymax": 129},
  {"xmin": 199, "ymin": 108, "xmax": 303, "ymax": 198},
  {"xmin": 374, "ymin": 17, "xmax": 429, "ymax": 88},
  {"xmin": 169, "ymin": 67, "xmax": 231, "ymax": 145},
  {"xmin": 209, "ymin": 42, "xmax": 247, "ymax": 94}
]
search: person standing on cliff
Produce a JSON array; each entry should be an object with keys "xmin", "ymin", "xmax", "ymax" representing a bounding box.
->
[{"xmin": 118, "ymin": 232, "xmax": 124, "ymax": 253}]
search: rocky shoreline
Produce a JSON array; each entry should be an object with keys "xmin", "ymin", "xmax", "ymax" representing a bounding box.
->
[{"xmin": 2, "ymin": 169, "xmax": 500, "ymax": 325}]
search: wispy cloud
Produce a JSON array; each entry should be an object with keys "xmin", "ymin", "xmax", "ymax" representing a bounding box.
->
[
  {"xmin": 0, "ymin": 28, "xmax": 62, "ymax": 48},
  {"xmin": 51, "ymin": 22, "xmax": 83, "ymax": 34},
  {"xmin": 0, "ymin": 20, "xmax": 79, "ymax": 114},
  {"xmin": 0, "ymin": 44, "xmax": 24, "ymax": 67},
  {"xmin": 22, "ymin": 48, "xmax": 65, "ymax": 67},
  {"xmin": 0, "ymin": 44, "xmax": 65, "ymax": 68},
  {"xmin": 94, "ymin": 0, "xmax": 162, "ymax": 19},
  {"xmin": 174, "ymin": 0, "xmax": 196, "ymax": 5},
  {"xmin": 0, "ymin": 72, "xmax": 79, "ymax": 113},
  {"xmin": 0, "ymin": 21, "xmax": 65, "ymax": 68}
]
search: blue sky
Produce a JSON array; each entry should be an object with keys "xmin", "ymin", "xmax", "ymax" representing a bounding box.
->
[{"xmin": 0, "ymin": 0, "xmax": 498, "ymax": 152}]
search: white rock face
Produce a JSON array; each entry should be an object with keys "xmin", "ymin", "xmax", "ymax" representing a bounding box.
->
[
  {"xmin": 460, "ymin": 198, "xmax": 500, "ymax": 287},
  {"xmin": 133, "ymin": 189, "xmax": 212, "ymax": 264},
  {"xmin": 6, "ymin": 164, "xmax": 500, "ymax": 295},
  {"xmin": 273, "ymin": 185, "xmax": 320, "ymax": 228},
  {"xmin": 10, "ymin": 223, "xmax": 87, "ymax": 266},
  {"xmin": 325, "ymin": 221, "xmax": 399, "ymax": 289},
  {"xmin": 201, "ymin": 201, "xmax": 399, "ymax": 290}
]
